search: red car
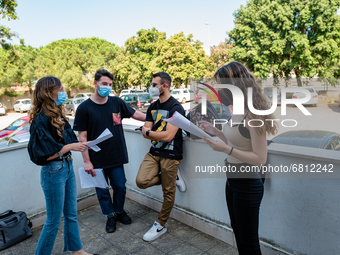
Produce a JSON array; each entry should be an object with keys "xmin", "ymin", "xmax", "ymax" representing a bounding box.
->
[{"xmin": 0, "ymin": 116, "xmax": 30, "ymax": 139}]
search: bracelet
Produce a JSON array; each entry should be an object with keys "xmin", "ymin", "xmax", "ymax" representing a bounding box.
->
[
  {"xmin": 228, "ymin": 147, "xmax": 234, "ymax": 155},
  {"xmin": 57, "ymin": 150, "xmax": 63, "ymax": 159}
]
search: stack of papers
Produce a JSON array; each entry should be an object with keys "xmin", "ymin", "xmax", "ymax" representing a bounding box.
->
[{"xmin": 78, "ymin": 167, "xmax": 109, "ymax": 189}]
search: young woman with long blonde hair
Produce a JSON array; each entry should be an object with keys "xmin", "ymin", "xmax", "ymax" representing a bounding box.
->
[
  {"xmin": 28, "ymin": 76, "xmax": 97, "ymax": 255},
  {"xmin": 200, "ymin": 62, "xmax": 278, "ymax": 254}
]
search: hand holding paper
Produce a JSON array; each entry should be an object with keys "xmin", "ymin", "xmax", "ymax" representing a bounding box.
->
[
  {"xmin": 86, "ymin": 128, "xmax": 113, "ymax": 152},
  {"xmin": 78, "ymin": 167, "xmax": 108, "ymax": 189},
  {"xmin": 164, "ymin": 111, "xmax": 215, "ymax": 140}
]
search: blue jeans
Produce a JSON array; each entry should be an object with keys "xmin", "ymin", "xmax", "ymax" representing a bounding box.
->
[
  {"xmin": 226, "ymin": 173, "xmax": 264, "ymax": 255},
  {"xmin": 35, "ymin": 159, "xmax": 82, "ymax": 255},
  {"xmin": 95, "ymin": 165, "xmax": 127, "ymax": 215}
]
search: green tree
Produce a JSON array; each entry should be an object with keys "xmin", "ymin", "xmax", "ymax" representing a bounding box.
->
[
  {"xmin": 34, "ymin": 38, "xmax": 120, "ymax": 94},
  {"xmin": 210, "ymin": 41, "xmax": 233, "ymax": 68},
  {"xmin": 228, "ymin": 0, "xmax": 340, "ymax": 85},
  {"xmin": 113, "ymin": 28, "xmax": 166, "ymax": 89},
  {"xmin": 151, "ymin": 32, "xmax": 214, "ymax": 86},
  {"xmin": 0, "ymin": 0, "xmax": 18, "ymax": 49}
]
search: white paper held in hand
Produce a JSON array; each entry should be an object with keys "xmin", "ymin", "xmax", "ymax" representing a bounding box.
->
[
  {"xmin": 78, "ymin": 167, "xmax": 108, "ymax": 189},
  {"xmin": 86, "ymin": 128, "xmax": 113, "ymax": 152},
  {"xmin": 164, "ymin": 111, "xmax": 215, "ymax": 140}
]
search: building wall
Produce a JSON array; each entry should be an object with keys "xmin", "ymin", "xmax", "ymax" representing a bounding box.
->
[{"xmin": 1, "ymin": 128, "xmax": 339, "ymax": 254}]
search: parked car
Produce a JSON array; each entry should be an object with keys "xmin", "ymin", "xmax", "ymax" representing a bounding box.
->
[
  {"xmin": 263, "ymin": 87, "xmax": 281, "ymax": 106},
  {"xmin": 13, "ymin": 99, "xmax": 32, "ymax": 113},
  {"xmin": 0, "ymin": 102, "xmax": 6, "ymax": 116},
  {"xmin": 272, "ymin": 130, "xmax": 340, "ymax": 150},
  {"xmin": 74, "ymin": 93, "xmax": 93, "ymax": 99},
  {"xmin": 63, "ymin": 98, "xmax": 85, "ymax": 117},
  {"xmin": 171, "ymin": 89, "xmax": 194, "ymax": 104},
  {"xmin": 210, "ymin": 103, "xmax": 232, "ymax": 120},
  {"xmin": 0, "ymin": 116, "xmax": 30, "ymax": 139},
  {"xmin": 0, "ymin": 124, "xmax": 30, "ymax": 148},
  {"xmin": 120, "ymin": 93, "xmax": 153, "ymax": 113},
  {"xmin": 292, "ymin": 87, "xmax": 318, "ymax": 106},
  {"xmin": 120, "ymin": 89, "xmax": 136, "ymax": 97},
  {"xmin": 109, "ymin": 90, "xmax": 117, "ymax": 97}
]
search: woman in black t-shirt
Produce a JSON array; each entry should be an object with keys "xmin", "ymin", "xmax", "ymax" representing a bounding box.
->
[{"xmin": 28, "ymin": 76, "xmax": 96, "ymax": 255}]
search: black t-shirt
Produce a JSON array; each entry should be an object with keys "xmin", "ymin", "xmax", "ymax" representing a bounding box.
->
[
  {"xmin": 73, "ymin": 97, "xmax": 135, "ymax": 168},
  {"xmin": 28, "ymin": 112, "xmax": 78, "ymax": 166},
  {"xmin": 146, "ymin": 96, "xmax": 185, "ymax": 160}
]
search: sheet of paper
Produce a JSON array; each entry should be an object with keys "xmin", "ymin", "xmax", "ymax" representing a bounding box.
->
[
  {"xmin": 164, "ymin": 111, "xmax": 215, "ymax": 140},
  {"xmin": 87, "ymin": 128, "xmax": 113, "ymax": 152},
  {"xmin": 78, "ymin": 167, "xmax": 109, "ymax": 189}
]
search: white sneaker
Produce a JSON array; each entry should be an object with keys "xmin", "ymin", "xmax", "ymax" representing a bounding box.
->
[
  {"xmin": 143, "ymin": 221, "xmax": 167, "ymax": 242},
  {"xmin": 176, "ymin": 166, "xmax": 186, "ymax": 192}
]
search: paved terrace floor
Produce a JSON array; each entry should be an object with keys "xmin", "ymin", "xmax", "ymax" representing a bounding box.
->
[{"xmin": 1, "ymin": 198, "xmax": 238, "ymax": 255}]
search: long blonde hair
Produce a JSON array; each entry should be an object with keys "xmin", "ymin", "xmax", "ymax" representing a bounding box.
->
[
  {"xmin": 215, "ymin": 62, "xmax": 278, "ymax": 136},
  {"xmin": 29, "ymin": 76, "xmax": 68, "ymax": 140}
]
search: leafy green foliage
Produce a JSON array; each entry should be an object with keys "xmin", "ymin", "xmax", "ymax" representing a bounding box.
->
[
  {"xmin": 0, "ymin": 0, "xmax": 18, "ymax": 49},
  {"xmin": 228, "ymin": 0, "xmax": 340, "ymax": 85}
]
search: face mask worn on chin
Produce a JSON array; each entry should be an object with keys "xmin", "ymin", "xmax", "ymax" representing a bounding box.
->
[
  {"xmin": 149, "ymin": 85, "xmax": 164, "ymax": 97},
  {"xmin": 54, "ymin": 92, "xmax": 67, "ymax": 105},
  {"xmin": 98, "ymin": 85, "xmax": 112, "ymax": 97}
]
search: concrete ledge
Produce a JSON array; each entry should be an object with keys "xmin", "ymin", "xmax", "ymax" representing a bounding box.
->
[{"xmin": 125, "ymin": 186, "xmax": 293, "ymax": 255}]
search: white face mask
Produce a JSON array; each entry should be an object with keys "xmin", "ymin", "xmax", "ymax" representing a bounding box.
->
[{"xmin": 149, "ymin": 84, "xmax": 164, "ymax": 97}]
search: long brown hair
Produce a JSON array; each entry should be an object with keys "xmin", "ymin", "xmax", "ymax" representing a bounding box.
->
[
  {"xmin": 215, "ymin": 62, "xmax": 278, "ymax": 136},
  {"xmin": 29, "ymin": 76, "xmax": 68, "ymax": 139}
]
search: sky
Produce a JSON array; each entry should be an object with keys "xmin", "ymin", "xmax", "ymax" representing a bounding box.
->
[{"xmin": 1, "ymin": 0, "xmax": 248, "ymax": 52}]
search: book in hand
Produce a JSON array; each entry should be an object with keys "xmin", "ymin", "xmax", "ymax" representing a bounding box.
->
[{"xmin": 78, "ymin": 167, "xmax": 109, "ymax": 189}]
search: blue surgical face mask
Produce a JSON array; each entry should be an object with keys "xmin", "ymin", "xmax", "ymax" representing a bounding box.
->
[
  {"xmin": 98, "ymin": 85, "xmax": 112, "ymax": 97},
  {"xmin": 54, "ymin": 92, "xmax": 67, "ymax": 105}
]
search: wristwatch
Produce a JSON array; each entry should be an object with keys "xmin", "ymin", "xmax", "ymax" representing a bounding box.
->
[{"xmin": 146, "ymin": 130, "xmax": 150, "ymax": 136}]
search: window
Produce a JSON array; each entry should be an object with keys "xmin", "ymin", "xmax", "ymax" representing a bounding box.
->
[
  {"xmin": 5, "ymin": 119, "xmax": 26, "ymax": 131},
  {"xmin": 138, "ymin": 94, "xmax": 152, "ymax": 101},
  {"xmin": 189, "ymin": 90, "xmax": 194, "ymax": 93},
  {"xmin": 22, "ymin": 100, "xmax": 31, "ymax": 105},
  {"xmin": 171, "ymin": 91, "xmax": 180, "ymax": 95},
  {"xmin": 184, "ymin": 90, "xmax": 188, "ymax": 93}
]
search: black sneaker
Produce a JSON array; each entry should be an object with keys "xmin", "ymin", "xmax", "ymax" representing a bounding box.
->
[
  {"xmin": 106, "ymin": 214, "xmax": 117, "ymax": 233},
  {"xmin": 116, "ymin": 211, "xmax": 132, "ymax": 224}
]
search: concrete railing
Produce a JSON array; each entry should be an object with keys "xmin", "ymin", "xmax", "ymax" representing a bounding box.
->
[{"xmin": 1, "ymin": 125, "xmax": 339, "ymax": 255}]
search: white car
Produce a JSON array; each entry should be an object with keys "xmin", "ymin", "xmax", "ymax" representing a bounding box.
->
[
  {"xmin": 292, "ymin": 87, "xmax": 318, "ymax": 106},
  {"xmin": 171, "ymin": 89, "xmax": 195, "ymax": 104},
  {"xmin": 74, "ymin": 93, "xmax": 93, "ymax": 99},
  {"xmin": 109, "ymin": 90, "xmax": 117, "ymax": 97},
  {"xmin": 0, "ymin": 102, "xmax": 6, "ymax": 116},
  {"xmin": 13, "ymin": 99, "xmax": 32, "ymax": 113},
  {"xmin": 120, "ymin": 89, "xmax": 136, "ymax": 97}
]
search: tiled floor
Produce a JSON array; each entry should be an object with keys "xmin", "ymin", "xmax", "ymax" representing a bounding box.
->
[{"xmin": 0, "ymin": 198, "xmax": 238, "ymax": 255}]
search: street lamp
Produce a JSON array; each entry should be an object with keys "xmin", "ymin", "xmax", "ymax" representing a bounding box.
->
[{"xmin": 205, "ymin": 22, "xmax": 210, "ymax": 55}]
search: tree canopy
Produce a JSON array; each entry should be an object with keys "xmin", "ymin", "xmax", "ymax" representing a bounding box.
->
[
  {"xmin": 228, "ymin": 0, "xmax": 340, "ymax": 84},
  {"xmin": 0, "ymin": 0, "xmax": 18, "ymax": 49}
]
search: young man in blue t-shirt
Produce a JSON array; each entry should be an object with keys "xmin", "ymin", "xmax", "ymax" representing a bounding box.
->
[{"xmin": 136, "ymin": 72, "xmax": 186, "ymax": 242}]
